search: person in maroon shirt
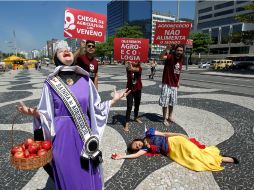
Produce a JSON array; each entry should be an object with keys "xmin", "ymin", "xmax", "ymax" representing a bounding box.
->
[
  {"xmin": 76, "ymin": 40, "xmax": 99, "ymax": 89},
  {"xmin": 159, "ymin": 45, "xmax": 184, "ymax": 127},
  {"xmin": 124, "ymin": 61, "xmax": 143, "ymax": 132}
]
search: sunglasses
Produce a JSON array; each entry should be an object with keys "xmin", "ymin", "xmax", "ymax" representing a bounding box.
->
[{"xmin": 87, "ymin": 44, "xmax": 95, "ymax": 48}]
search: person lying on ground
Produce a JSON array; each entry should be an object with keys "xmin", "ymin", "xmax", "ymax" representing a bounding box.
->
[{"xmin": 112, "ymin": 128, "xmax": 239, "ymax": 172}]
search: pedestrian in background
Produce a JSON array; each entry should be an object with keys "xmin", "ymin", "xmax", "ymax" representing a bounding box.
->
[
  {"xmin": 38, "ymin": 61, "xmax": 41, "ymax": 70},
  {"xmin": 149, "ymin": 59, "xmax": 157, "ymax": 79},
  {"xmin": 76, "ymin": 40, "xmax": 99, "ymax": 90},
  {"xmin": 35, "ymin": 61, "xmax": 38, "ymax": 70},
  {"xmin": 124, "ymin": 61, "xmax": 143, "ymax": 132},
  {"xmin": 159, "ymin": 45, "xmax": 184, "ymax": 127}
]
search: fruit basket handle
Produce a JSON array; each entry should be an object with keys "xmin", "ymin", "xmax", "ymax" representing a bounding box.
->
[{"xmin": 10, "ymin": 112, "xmax": 21, "ymax": 148}]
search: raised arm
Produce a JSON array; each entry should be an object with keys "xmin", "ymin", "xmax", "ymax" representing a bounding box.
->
[
  {"xmin": 127, "ymin": 62, "xmax": 140, "ymax": 72},
  {"xmin": 73, "ymin": 48, "xmax": 81, "ymax": 59},
  {"xmin": 159, "ymin": 46, "xmax": 171, "ymax": 60},
  {"xmin": 74, "ymin": 41, "xmax": 86, "ymax": 57},
  {"xmin": 113, "ymin": 150, "xmax": 147, "ymax": 160}
]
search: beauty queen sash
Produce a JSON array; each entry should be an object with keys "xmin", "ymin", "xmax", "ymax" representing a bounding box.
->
[{"xmin": 46, "ymin": 76, "xmax": 101, "ymax": 161}]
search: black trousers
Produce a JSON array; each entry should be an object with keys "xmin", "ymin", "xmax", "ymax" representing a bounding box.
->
[
  {"xmin": 126, "ymin": 90, "xmax": 141, "ymax": 122},
  {"xmin": 34, "ymin": 129, "xmax": 55, "ymax": 181}
]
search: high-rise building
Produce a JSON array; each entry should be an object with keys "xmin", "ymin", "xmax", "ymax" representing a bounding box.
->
[
  {"xmin": 194, "ymin": 0, "xmax": 254, "ymax": 55},
  {"xmin": 151, "ymin": 11, "xmax": 176, "ymax": 58},
  {"xmin": 65, "ymin": 38, "xmax": 81, "ymax": 52},
  {"xmin": 107, "ymin": 0, "xmax": 152, "ymax": 41},
  {"xmin": 47, "ymin": 39, "xmax": 58, "ymax": 58},
  {"xmin": 31, "ymin": 49, "xmax": 40, "ymax": 59},
  {"xmin": 41, "ymin": 45, "xmax": 48, "ymax": 57}
]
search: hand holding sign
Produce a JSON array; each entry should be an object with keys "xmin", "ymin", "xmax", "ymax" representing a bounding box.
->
[{"xmin": 127, "ymin": 62, "xmax": 133, "ymax": 70}]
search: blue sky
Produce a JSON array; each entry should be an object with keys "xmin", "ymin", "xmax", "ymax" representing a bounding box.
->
[{"xmin": 0, "ymin": 1, "xmax": 195, "ymax": 53}]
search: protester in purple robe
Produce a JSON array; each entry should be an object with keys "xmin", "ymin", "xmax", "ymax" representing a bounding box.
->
[{"xmin": 16, "ymin": 44, "xmax": 130, "ymax": 190}]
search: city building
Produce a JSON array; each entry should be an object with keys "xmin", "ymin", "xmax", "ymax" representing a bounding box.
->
[
  {"xmin": 151, "ymin": 11, "xmax": 176, "ymax": 58},
  {"xmin": 41, "ymin": 45, "xmax": 48, "ymax": 58},
  {"xmin": 47, "ymin": 38, "xmax": 58, "ymax": 58},
  {"xmin": 31, "ymin": 49, "xmax": 40, "ymax": 59},
  {"xmin": 65, "ymin": 38, "xmax": 82, "ymax": 52},
  {"xmin": 194, "ymin": 0, "xmax": 254, "ymax": 56},
  {"xmin": 107, "ymin": 0, "xmax": 152, "ymax": 41},
  {"xmin": 19, "ymin": 51, "xmax": 29, "ymax": 59}
]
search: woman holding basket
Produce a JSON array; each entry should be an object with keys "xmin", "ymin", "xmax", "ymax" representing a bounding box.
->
[{"xmin": 16, "ymin": 43, "xmax": 130, "ymax": 190}]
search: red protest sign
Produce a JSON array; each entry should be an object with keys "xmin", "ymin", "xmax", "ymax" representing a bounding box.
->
[
  {"xmin": 114, "ymin": 38, "xmax": 149, "ymax": 63},
  {"xmin": 153, "ymin": 22, "xmax": 192, "ymax": 45},
  {"xmin": 64, "ymin": 7, "xmax": 106, "ymax": 42}
]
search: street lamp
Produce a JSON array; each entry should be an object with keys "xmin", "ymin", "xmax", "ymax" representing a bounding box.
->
[{"xmin": 177, "ymin": 0, "xmax": 180, "ymax": 21}]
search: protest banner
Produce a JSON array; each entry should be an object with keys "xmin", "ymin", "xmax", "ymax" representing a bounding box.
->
[
  {"xmin": 154, "ymin": 22, "xmax": 192, "ymax": 45},
  {"xmin": 64, "ymin": 7, "xmax": 106, "ymax": 42},
  {"xmin": 114, "ymin": 38, "xmax": 149, "ymax": 63}
]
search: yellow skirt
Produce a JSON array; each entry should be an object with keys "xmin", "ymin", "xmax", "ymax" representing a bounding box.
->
[{"xmin": 168, "ymin": 136, "xmax": 224, "ymax": 171}]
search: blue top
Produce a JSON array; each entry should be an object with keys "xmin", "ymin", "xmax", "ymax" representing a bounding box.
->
[{"xmin": 145, "ymin": 128, "xmax": 169, "ymax": 156}]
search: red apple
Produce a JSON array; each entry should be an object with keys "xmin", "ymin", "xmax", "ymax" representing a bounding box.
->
[
  {"xmin": 21, "ymin": 143, "xmax": 26, "ymax": 150},
  {"xmin": 24, "ymin": 149, "xmax": 30, "ymax": 158},
  {"xmin": 11, "ymin": 146, "xmax": 24, "ymax": 155},
  {"xmin": 37, "ymin": 149, "xmax": 47, "ymax": 156},
  {"xmin": 28, "ymin": 143, "xmax": 39, "ymax": 154},
  {"xmin": 41, "ymin": 141, "xmax": 52, "ymax": 150},
  {"xmin": 34, "ymin": 141, "xmax": 42, "ymax": 150},
  {"xmin": 14, "ymin": 151, "xmax": 24, "ymax": 158},
  {"xmin": 24, "ymin": 138, "xmax": 34, "ymax": 148},
  {"xmin": 111, "ymin": 153, "xmax": 117, "ymax": 159}
]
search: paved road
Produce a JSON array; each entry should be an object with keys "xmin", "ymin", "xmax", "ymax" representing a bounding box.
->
[
  {"xmin": 150, "ymin": 64, "xmax": 254, "ymax": 96},
  {"xmin": 0, "ymin": 65, "xmax": 253, "ymax": 190}
]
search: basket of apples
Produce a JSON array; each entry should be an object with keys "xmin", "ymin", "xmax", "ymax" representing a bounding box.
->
[{"xmin": 10, "ymin": 138, "xmax": 52, "ymax": 170}]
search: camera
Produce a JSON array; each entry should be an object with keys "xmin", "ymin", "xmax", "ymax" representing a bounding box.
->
[
  {"xmin": 85, "ymin": 136, "xmax": 99, "ymax": 155},
  {"xmin": 80, "ymin": 136, "xmax": 103, "ymax": 170}
]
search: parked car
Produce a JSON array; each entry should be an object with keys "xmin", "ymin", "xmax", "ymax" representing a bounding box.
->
[
  {"xmin": 247, "ymin": 63, "xmax": 254, "ymax": 71},
  {"xmin": 198, "ymin": 61, "xmax": 210, "ymax": 68},
  {"xmin": 226, "ymin": 56, "xmax": 254, "ymax": 70},
  {"xmin": 209, "ymin": 59, "xmax": 233, "ymax": 70}
]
